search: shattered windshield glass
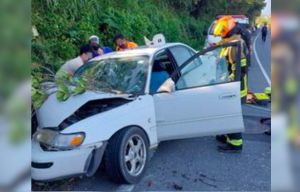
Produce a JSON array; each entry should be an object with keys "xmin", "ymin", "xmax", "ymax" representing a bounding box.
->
[{"xmin": 74, "ymin": 56, "xmax": 149, "ymax": 95}]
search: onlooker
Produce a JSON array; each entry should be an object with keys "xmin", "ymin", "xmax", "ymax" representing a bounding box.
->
[
  {"xmin": 56, "ymin": 44, "xmax": 92, "ymax": 78},
  {"xmin": 114, "ymin": 34, "xmax": 138, "ymax": 51},
  {"xmin": 88, "ymin": 35, "xmax": 113, "ymax": 58},
  {"xmin": 261, "ymin": 23, "xmax": 268, "ymax": 42}
]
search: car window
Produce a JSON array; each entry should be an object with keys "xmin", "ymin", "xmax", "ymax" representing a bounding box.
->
[
  {"xmin": 176, "ymin": 47, "xmax": 232, "ymax": 90},
  {"xmin": 169, "ymin": 46, "xmax": 193, "ymax": 67}
]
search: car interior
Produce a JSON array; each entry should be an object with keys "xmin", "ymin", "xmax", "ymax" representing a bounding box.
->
[{"xmin": 149, "ymin": 50, "xmax": 177, "ymax": 94}]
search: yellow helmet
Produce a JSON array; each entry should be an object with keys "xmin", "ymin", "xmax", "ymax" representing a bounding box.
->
[{"xmin": 213, "ymin": 16, "xmax": 236, "ymax": 37}]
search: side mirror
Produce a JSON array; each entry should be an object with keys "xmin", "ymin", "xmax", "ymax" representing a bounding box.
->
[
  {"xmin": 203, "ymin": 30, "xmax": 208, "ymax": 36},
  {"xmin": 157, "ymin": 78, "xmax": 175, "ymax": 93}
]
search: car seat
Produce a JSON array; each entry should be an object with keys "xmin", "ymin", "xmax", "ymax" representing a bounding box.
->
[{"xmin": 150, "ymin": 60, "xmax": 169, "ymax": 94}]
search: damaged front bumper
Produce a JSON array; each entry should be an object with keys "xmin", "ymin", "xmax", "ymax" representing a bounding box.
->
[{"xmin": 31, "ymin": 137, "xmax": 107, "ymax": 181}]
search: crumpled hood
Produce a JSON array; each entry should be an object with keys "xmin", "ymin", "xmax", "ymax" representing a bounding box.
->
[{"xmin": 36, "ymin": 90, "xmax": 132, "ymax": 128}]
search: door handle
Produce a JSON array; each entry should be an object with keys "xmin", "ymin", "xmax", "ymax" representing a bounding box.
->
[{"xmin": 219, "ymin": 93, "xmax": 237, "ymax": 99}]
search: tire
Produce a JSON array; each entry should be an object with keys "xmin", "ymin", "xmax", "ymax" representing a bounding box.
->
[{"xmin": 104, "ymin": 126, "xmax": 149, "ymax": 184}]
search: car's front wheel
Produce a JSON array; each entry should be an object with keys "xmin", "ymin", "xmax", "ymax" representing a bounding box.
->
[{"xmin": 105, "ymin": 126, "xmax": 149, "ymax": 184}]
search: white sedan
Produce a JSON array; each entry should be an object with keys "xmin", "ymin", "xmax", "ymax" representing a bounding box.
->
[{"xmin": 32, "ymin": 42, "xmax": 244, "ymax": 184}]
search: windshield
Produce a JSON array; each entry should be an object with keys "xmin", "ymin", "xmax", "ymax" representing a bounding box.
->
[{"xmin": 73, "ymin": 56, "xmax": 149, "ymax": 95}]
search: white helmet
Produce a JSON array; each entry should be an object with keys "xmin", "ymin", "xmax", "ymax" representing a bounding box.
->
[{"xmin": 89, "ymin": 35, "xmax": 99, "ymax": 44}]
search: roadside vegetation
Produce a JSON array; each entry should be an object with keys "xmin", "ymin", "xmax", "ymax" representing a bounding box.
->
[
  {"xmin": 31, "ymin": 0, "xmax": 265, "ymax": 107},
  {"xmin": 32, "ymin": 0, "xmax": 265, "ymax": 71}
]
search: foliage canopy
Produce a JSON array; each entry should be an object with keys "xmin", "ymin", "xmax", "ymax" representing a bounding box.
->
[{"xmin": 32, "ymin": 0, "xmax": 265, "ymax": 72}]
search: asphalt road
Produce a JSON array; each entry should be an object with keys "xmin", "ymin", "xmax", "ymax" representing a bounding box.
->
[
  {"xmin": 248, "ymin": 30, "xmax": 271, "ymax": 92},
  {"xmin": 32, "ymin": 31, "xmax": 271, "ymax": 191}
]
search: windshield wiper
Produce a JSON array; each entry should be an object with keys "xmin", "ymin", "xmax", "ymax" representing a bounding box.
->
[
  {"xmin": 110, "ymin": 89, "xmax": 123, "ymax": 94},
  {"xmin": 88, "ymin": 83, "xmax": 137, "ymax": 98},
  {"xmin": 110, "ymin": 89, "xmax": 137, "ymax": 98}
]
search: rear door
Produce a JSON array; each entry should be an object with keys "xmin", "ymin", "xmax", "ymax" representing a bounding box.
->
[{"xmin": 154, "ymin": 42, "xmax": 244, "ymax": 141}]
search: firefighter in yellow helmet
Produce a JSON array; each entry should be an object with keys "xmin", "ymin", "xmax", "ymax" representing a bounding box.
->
[{"xmin": 212, "ymin": 16, "xmax": 250, "ymax": 152}]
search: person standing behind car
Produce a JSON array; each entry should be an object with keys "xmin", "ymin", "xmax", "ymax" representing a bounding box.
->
[
  {"xmin": 262, "ymin": 23, "xmax": 268, "ymax": 42},
  {"xmin": 88, "ymin": 35, "xmax": 113, "ymax": 58},
  {"xmin": 114, "ymin": 34, "xmax": 138, "ymax": 51},
  {"xmin": 56, "ymin": 44, "xmax": 92, "ymax": 79}
]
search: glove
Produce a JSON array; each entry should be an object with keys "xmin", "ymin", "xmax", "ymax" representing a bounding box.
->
[{"xmin": 229, "ymin": 73, "xmax": 235, "ymax": 81}]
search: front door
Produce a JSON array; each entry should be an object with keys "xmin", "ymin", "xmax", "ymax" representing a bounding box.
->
[{"xmin": 153, "ymin": 42, "xmax": 245, "ymax": 141}]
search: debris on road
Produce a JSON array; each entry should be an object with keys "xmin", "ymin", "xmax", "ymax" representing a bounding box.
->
[
  {"xmin": 147, "ymin": 180, "xmax": 153, "ymax": 188},
  {"xmin": 172, "ymin": 182, "xmax": 183, "ymax": 190}
]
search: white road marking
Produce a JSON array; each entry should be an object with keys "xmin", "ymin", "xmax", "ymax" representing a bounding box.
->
[
  {"xmin": 253, "ymin": 34, "xmax": 271, "ymax": 86},
  {"xmin": 116, "ymin": 184, "xmax": 135, "ymax": 192}
]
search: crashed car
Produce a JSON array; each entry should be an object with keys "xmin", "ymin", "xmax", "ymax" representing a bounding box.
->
[{"xmin": 32, "ymin": 42, "xmax": 245, "ymax": 184}]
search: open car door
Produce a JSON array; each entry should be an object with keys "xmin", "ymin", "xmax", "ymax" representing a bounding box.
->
[{"xmin": 154, "ymin": 42, "xmax": 245, "ymax": 141}]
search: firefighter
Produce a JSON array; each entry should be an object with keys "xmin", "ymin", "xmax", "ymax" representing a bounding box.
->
[{"xmin": 212, "ymin": 16, "xmax": 249, "ymax": 152}]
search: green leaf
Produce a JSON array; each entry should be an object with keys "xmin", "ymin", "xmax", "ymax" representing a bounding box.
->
[
  {"xmin": 73, "ymin": 85, "xmax": 86, "ymax": 95},
  {"xmin": 56, "ymin": 83, "xmax": 70, "ymax": 101},
  {"xmin": 32, "ymin": 85, "xmax": 48, "ymax": 109}
]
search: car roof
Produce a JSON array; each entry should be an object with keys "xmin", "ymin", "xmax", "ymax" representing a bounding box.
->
[{"xmin": 90, "ymin": 42, "xmax": 193, "ymax": 61}]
